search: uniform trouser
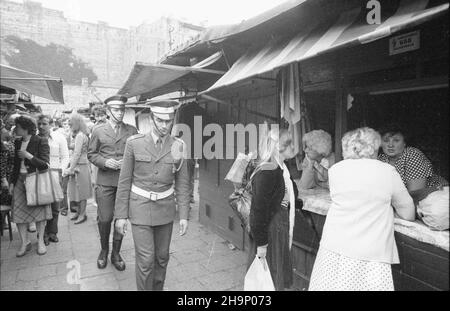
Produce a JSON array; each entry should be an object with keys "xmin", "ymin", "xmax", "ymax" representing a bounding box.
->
[
  {"xmin": 95, "ymin": 185, "xmax": 122, "ymax": 249},
  {"xmin": 95, "ymin": 185, "xmax": 117, "ymax": 223},
  {"xmin": 45, "ymin": 170, "xmax": 62, "ymax": 236},
  {"xmin": 132, "ymin": 222, "xmax": 173, "ymax": 291}
]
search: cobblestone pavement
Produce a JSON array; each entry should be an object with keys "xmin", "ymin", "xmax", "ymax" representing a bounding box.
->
[{"xmin": 1, "ymin": 182, "xmax": 247, "ymax": 291}]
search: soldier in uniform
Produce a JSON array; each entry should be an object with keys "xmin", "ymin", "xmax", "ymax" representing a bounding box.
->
[
  {"xmin": 88, "ymin": 95, "xmax": 138, "ymax": 271},
  {"xmin": 115, "ymin": 100, "xmax": 190, "ymax": 291}
]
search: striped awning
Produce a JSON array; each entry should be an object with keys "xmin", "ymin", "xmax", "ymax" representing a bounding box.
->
[
  {"xmin": 119, "ymin": 52, "xmax": 225, "ymax": 99},
  {"xmin": 0, "ymin": 64, "xmax": 65, "ymax": 104},
  {"xmin": 202, "ymin": 0, "xmax": 448, "ymax": 94}
]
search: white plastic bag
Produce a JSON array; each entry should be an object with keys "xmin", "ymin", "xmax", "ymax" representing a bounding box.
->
[{"xmin": 244, "ymin": 256, "xmax": 275, "ymax": 291}]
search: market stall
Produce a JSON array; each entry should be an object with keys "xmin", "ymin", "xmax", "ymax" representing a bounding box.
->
[
  {"xmin": 196, "ymin": 0, "xmax": 449, "ymax": 290},
  {"xmin": 0, "ymin": 64, "xmax": 65, "ymax": 104}
]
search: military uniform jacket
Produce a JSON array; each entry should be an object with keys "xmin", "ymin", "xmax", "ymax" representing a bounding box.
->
[
  {"xmin": 114, "ymin": 133, "xmax": 190, "ymax": 226},
  {"xmin": 88, "ymin": 122, "xmax": 138, "ymax": 187}
]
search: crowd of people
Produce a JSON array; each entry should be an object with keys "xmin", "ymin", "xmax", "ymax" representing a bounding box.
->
[
  {"xmin": 1, "ymin": 96, "xmax": 196, "ymax": 291},
  {"xmin": 248, "ymin": 125, "xmax": 448, "ymax": 291},
  {"xmin": 0, "ymin": 111, "xmax": 99, "ymax": 256},
  {"xmin": 1, "ymin": 97, "xmax": 448, "ymax": 291}
]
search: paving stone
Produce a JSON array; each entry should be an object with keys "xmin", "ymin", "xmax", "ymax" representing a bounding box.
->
[
  {"xmin": 172, "ymin": 249, "xmax": 209, "ymax": 264},
  {"xmin": 170, "ymin": 238, "xmax": 208, "ymax": 251},
  {"xmin": 79, "ymin": 261, "xmax": 115, "ymax": 279},
  {"xmin": 37, "ymin": 275, "xmax": 80, "ymax": 291},
  {"xmin": 1, "ymin": 280, "xmax": 37, "ymax": 290},
  {"xmin": 118, "ymin": 276, "xmax": 137, "ymax": 291},
  {"xmin": 198, "ymin": 270, "xmax": 242, "ymax": 291},
  {"xmin": 203, "ymin": 255, "xmax": 243, "ymax": 273},
  {"xmin": 112, "ymin": 263, "xmax": 135, "ymax": 281},
  {"xmin": 1, "ymin": 254, "xmax": 40, "ymax": 272},
  {"xmin": 17, "ymin": 264, "xmax": 57, "ymax": 281},
  {"xmin": 0, "ymin": 270, "xmax": 18, "ymax": 285},
  {"xmin": 72, "ymin": 249, "xmax": 100, "ymax": 264},
  {"xmin": 79, "ymin": 273, "xmax": 120, "ymax": 291},
  {"xmin": 176, "ymin": 261, "xmax": 211, "ymax": 279},
  {"xmin": 38, "ymin": 251, "xmax": 75, "ymax": 266},
  {"xmin": 165, "ymin": 277, "xmax": 206, "ymax": 291}
]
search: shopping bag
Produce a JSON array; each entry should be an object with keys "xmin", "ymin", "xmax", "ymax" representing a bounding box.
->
[
  {"xmin": 244, "ymin": 256, "xmax": 275, "ymax": 291},
  {"xmin": 25, "ymin": 169, "xmax": 64, "ymax": 206},
  {"xmin": 224, "ymin": 152, "xmax": 254, "ymax": 185}
]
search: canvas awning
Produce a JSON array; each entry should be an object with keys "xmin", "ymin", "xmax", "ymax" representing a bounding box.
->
[
  {"xmin": 118, "ymin": 52, "xmax": 225, "ymax": 99},
  {"xmin": 0, "ymin": 64, "xmax": 65, "ymax": 104},
  {"xmin": 201, "ymin": 0, "xmax": 449, "ymax": 94}
]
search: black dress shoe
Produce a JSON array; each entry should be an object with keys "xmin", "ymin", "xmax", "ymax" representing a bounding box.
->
[
  {"xmin": 48, "ymin": 235, "xmax": 59, "ymax": 243},
  {"xmin": 44, "ymin": 236, "xmax": 50, "ymax": 246},
  {"xmin": 97, "ymin": 249, "xmax": 108, "ymax": 269}
]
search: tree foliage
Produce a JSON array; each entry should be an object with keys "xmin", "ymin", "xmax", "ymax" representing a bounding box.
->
[{"xmin": 3, "ymin": 35, "xmax": 98, "ymax": 85}]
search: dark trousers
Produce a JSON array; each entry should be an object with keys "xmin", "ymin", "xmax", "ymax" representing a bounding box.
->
[
  {"xmin": 45, "ymin": 170, "xmax": 62, "ymax": 236},
  {"xmin": 95, "ymin": 185, "xmax": 117, "ymax": 223},
  {"xmin": 131, "ymin": 222, "xmax": 173, "ymax": 291}
]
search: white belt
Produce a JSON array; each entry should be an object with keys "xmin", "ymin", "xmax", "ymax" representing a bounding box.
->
[{"xmin": 131, "ymin": 184, "xmax": 174, "ymax": 201}]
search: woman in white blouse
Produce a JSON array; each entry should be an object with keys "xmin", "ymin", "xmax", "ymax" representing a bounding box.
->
[{"xmin": 308, "ymin": 127, "xmax": 415, "ymax": 291}]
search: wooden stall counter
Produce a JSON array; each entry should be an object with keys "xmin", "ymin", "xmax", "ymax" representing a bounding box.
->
[{"xmin": 291, "ymin": 187, "xmax": 449, "ymax": 291}]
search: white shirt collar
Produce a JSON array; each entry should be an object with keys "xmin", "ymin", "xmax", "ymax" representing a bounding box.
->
[{"xmin": 150, "ymin": 129, "xmax": 168, "ymax": 145}]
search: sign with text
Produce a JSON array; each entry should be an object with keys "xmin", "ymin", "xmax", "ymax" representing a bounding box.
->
[{"xmin": 389, "ymin": 31, "xmax": 420, "ymax": 55}]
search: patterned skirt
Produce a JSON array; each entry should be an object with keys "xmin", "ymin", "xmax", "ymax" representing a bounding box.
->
[
  {"xmin": 11, "ymin": 174, "xmax": 52, "ymax": 224},
  {"xmin": 67, "ymin": 163, "xmax": 93, "ymax": 202},
  {"xmin": 308, "ymin": 247, "xmax": 394, "ymax": 291}
]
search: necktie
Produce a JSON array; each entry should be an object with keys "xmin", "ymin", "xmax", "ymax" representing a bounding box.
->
[
  {"xmin": 115, "ymin": 124, "xmax": 120, "ymax": 136},
  {"xmin": 156, "ymin": 138, "xmax": 162, "ymax": 152}
]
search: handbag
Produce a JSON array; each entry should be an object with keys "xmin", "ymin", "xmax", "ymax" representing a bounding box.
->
[
  {"xmin": 25, "ymin": 168, "xmax": 64, "ymax": 206},
  {"xmin": 244, "ymin": 255, "xmax": 275, "ymax": 291},
  {"xmin": 228, "ymin": 165, "xmax": 260, "ymax": 233}
]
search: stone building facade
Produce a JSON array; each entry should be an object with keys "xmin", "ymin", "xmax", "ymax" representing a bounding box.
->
[{"xmin": 0, "ymin": 0, "xmax": 204, "ymax": 113}]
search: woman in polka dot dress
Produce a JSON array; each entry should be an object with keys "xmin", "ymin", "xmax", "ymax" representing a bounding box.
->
[
  {"xmin": 378, "ymin": 123, "xmax": 449, "ymax": 231},
  {"xmin": 308, "ymin": 127, "xmax": 415, "ymax": 291}
]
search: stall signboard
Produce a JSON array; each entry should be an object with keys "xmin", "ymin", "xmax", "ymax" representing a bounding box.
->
[{"xmin": 389, "ymin": 31, "xmax": 420, "ymax": 55}]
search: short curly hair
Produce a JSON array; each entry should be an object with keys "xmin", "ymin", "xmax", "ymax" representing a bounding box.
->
[
  {"xmin": 302, "ymin": 129, "xmax": 332, "ymax": 156},
  {"xmin": 342, "ymin": 127, "xmax": 381, "ymax": 159},
  {"xmin": 15, "ymin": 115, "xmax": 37, "ymax": 135}
]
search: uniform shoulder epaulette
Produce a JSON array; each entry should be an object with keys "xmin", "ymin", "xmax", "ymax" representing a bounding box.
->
[{"xmin": 127, "ymin": 133, "xmax": 145, "ymax": 141}]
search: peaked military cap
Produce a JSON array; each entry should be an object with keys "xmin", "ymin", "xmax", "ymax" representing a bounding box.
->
[
  {"xmin": 147, "ymin": 99, "xmax": 179, "ymax": 120},
  {"xmin": 104, "ymin": 95, "xmax": 127, "ymax": 108}
]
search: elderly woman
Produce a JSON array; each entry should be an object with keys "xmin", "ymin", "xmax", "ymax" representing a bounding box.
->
[
  {"xmin": 308, "ymin": 127, "xmax": 415, "ymax": 291},
  {"xmin": 378, "ymin": 123, "xmax": 449, "ymax": 231},
  {"xmin": 298, "ymin": 129, "xmax": 335, "ymax": 189},
  {"xmin": 249, "ymin": 126, "xmax": 298, "ymax": 290},
  {"xmin": 9, "ymin": 116, "xmax": 52, "ymax": 256},
  {"xmin": 64, "ymin": 113, "xmax": 92, "ymax": 224}
]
